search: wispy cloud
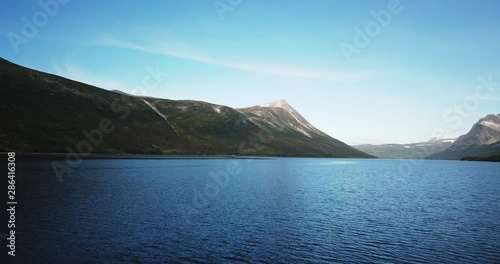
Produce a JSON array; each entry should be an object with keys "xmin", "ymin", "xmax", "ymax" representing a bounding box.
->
[
  {"xmin": 53, "ymin": 60, "xmax": 131, "ymax": 92},
  {"xmin": 93, "ymin": 37, "xmax": 375, "ymax": 81}
]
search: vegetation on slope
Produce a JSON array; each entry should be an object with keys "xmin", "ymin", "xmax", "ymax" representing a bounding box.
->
[{"xmin": 0, "ymin": 58, "xmax": 372, "ymax": 158}]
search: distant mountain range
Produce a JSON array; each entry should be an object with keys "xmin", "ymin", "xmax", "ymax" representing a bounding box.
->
[
  {"xmin": 355, "ymin": 114, "xmax": 500, "ymax": 160},
  {"xmin": 0, "ymin": 58, "xmax": 371, "ymax": 158},
  {"xmin": 428, "ymin": 114, "xmax": 500, "ymax": 160},
  {"xmin": 2, "ymin": 57, "xmax": 498, "ymax": 160},
  {"xmin": 354, "ymin": 138, "xmax": 456, "ymax": 159}
]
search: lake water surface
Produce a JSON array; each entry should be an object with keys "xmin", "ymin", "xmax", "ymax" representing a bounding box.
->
[{"xmin": 6, "ymin": 157, "xmax": 500, "ymax": 263}]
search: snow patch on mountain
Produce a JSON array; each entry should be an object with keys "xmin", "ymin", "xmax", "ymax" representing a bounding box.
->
[
  {"xmin": 213, "ymin": 105, "xmax": 222, "ymax": 114},
  {"xmin": 258, "ymin": 99, "xmax": 323, "ymax": 135},
  {"xmin": 142, "ymin": 99, "xmax": 179, "ymax": 136},
  {"xmin": 480, "ymin": 120, "xmax": 500, "ymax": 132},
  {"xmin": 295, "ymin": 127, "xmax": 312, "ymax": 138}
]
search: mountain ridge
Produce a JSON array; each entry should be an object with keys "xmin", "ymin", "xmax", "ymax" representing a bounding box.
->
[
  {"xmin": 238, "ymin": 99, "xmax": 329, "ymax": 137},
  {"xmin": 353, "ymin": 138, "xmax": 456, "ymax": 159},
  {"xmin": 0, "ymin": 58, "xmax": 372, "ymax": 158}
]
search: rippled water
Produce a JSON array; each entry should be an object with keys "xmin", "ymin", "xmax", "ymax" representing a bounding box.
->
[{"xmin": 5, "ymin": 157, "xmax": 500, "ymax": 263}]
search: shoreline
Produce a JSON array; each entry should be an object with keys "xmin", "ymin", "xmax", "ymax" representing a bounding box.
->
[{"xmin": 1, "ymin": 152, "xmax": 273, "ymax": 160}]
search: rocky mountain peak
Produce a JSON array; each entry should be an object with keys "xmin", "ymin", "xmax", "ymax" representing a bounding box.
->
[
  {"xmin": 480, "ymin": 114, "xmax": 500, "ymax": 121},
  {"xmin": 259, "ymin": 99, "xmax": 292, "ymax": 110},
  {"xmin": 478, "ymin": 114, "xmax": 500, "ymax": 131}
]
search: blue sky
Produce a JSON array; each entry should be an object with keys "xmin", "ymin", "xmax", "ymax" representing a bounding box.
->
[{"xmin": 1, "ymin": 0, "xmax": 499, "ymax": 144}]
